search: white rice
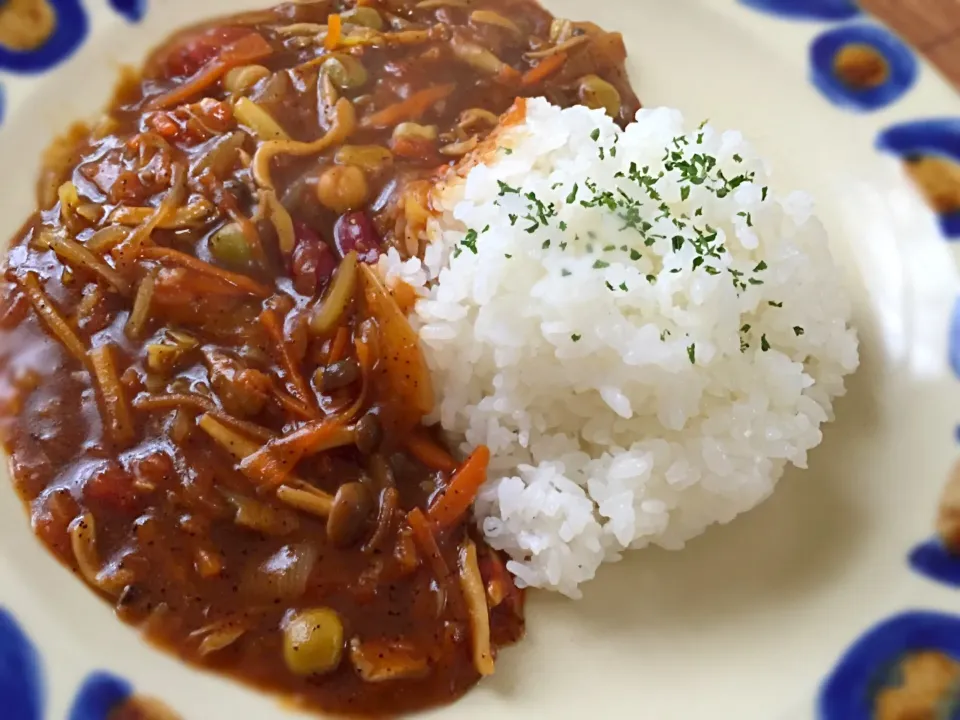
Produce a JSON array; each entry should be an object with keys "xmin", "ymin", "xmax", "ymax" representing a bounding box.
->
[{"xmin": 378, "ymin": 98, "xmax": 859, "ymax": 598}]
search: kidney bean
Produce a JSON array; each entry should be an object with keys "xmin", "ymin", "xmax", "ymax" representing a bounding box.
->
[
  {"xmin": 291, "ymin": 222, "xmax": 338, "ymax": 296},
  {"xmin": 333, "ymin": 212, "xmax": 382, "ymax": 263}
]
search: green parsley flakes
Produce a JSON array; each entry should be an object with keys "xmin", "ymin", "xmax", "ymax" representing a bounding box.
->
[{"xmin": 461, "ymin": 229, "xmax": 479, "ymax": 254}]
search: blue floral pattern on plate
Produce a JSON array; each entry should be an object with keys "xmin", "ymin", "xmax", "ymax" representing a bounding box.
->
[
  {"xmin": 108, "ymin": 0, "xmax": 147, "ymax": 23},
  {"xmin": 736, "ymin": 0, "xmax": 860, "ymax": 21},
  {"xmin": 877, "ymin": 119, "xmax": 960, "ymax": 238},
  {"xmin": 0, "ymin": 0, "xmax": 88, "ymax": 73},
  {"xmin": 908, "ymin": 539, "xmax": 960, "ymax": 587},
  {"xmin": 0, "ymin": 606, "xmax": 176, "ymax": 719},
  {"xmin": 819, "ymin": 611, "xmax": 960, "ymax": 720},
  {"xmin": 810, "ymin": 23, "xmax": 918, "ymax": 111},
  {"xmin": 0, "ymin": 2, "xmax": 957, "ymax": 718},
  {"xmin": 0, "ymin": 609, "xmax": 44, "ymax": 720},
  {"xmin": 68, "ymin": 673, "xmax": 134, "ymax": 720}
]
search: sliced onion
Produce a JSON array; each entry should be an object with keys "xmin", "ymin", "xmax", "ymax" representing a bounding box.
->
[
  {"xmin": 125, "ymin": 270, "xmax": 157, "ymax": 339},
  {"xmin": 470, "ymin": 10, "xmax": 521, "ymax": 35},
  {"xmin": 191, "ymin": 617, "xmax": 251, "ymax": 656},
  {"xmin": 234, "ymin": 97, "xmax": 290, "ymax": 141},
  {"xmin": 69, "ymin": 513, "xmax": 102, "ymax": 588},
  {"xmin": 260, "ymin": 189, "xmax": 296, "ymax": 255},
  {"xmin": 359, "ymin": 264, "xmax": 434, "ymax": 427},
  {"xmin": 348, "ymin": 638, "xmax": 430, "ymax": 682},
  {"xmin": 460, "ymin": 539, "xmax": 494, "ymax": 676},
  {"xmin": 310, "ymin": 250, "xmax": 358, "ymax": 336},
  {"xmin": 242, "ymin": 543, "xmax": 318, "ymax": 601}
]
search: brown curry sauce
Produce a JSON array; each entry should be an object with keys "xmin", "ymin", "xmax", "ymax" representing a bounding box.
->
[{"xmin": 0, "ymin": 0, "xmax": 638, "ymax": 715}]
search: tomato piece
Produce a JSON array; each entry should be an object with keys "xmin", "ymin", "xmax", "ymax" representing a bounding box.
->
[
  {"xmin": 145, "ymin": 98, "xmax": 234, "ymax": 145},
  {"xmin": 156, "ymin": 26, "xmax": 255, "ymax": 79},
  {"xmin": 390, "ymin": 136, "xmax": 437, "ymax": 161},
  {"xmin": 32, "ymin": 488, "xmax": 79, "ymax": 559},
  {"xmin": 79, "ymin": 150, "xmax": 155, "ymax": 205},
  {"xmin": 146, "ymin": 32, "xmax": 273, "ymax": 111},
  {"xmin": 83, "ymin": 461, "xmax": 140, "ymax": 513}
]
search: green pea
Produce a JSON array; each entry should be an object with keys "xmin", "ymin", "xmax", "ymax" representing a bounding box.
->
[
  {"xmin": 322, "ymin": 56, "xmax": 368, "ymax": 90},
  {"xmin": 209, "ymin": 223, "xmax": 253, "ymax": 269},
  {"xmin": 283, "ymin": 608, "xmax": 344, "ymax": 676},
  {"xmin": 578, "ymin": 74, "xmax": 622, "ymax": 119},
  {"xmin": 342, "ymin": 7, "xmax": 383, "ymax": 30}
]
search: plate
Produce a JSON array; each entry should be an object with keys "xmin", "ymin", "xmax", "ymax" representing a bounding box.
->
[{"xmin": 1, "ymin": 0, "xmax": 959, "ymax": 718}]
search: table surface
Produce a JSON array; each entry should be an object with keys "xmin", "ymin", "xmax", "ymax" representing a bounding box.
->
[{"xmin": 861, "ymin": 0, "xmax": 960, "ymax": 88}]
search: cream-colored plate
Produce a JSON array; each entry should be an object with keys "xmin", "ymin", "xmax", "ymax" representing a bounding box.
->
[{"xmin": 1, "ymin": 1, "xmax": 958, "ymax": 718}]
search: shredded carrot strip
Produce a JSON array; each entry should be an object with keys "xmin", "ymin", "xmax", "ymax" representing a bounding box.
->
[
  {"xmin": 282, "ymin": 419, "xmax": 355, "ymax": 459},
  {"xmin": 17, "ymin": 272, "xmax": 88, "ymax": 366},
  {"xmin": 497, "ymin": 64, "xmax": 522, "ymax": 84},
  {"xmin": 406, "ymin": 428, "xmax": 457, "ymax": 473},
  {"xmin": 428, "ymin": 445, "xmax": 491, "ymax": 529},
  {"xmin": 341, "ymin": 331, "xmax": 376, "ymax": 422},
  {"xmin": 147, "ymin": 33, "xmax": 273, "ymax": 110},
  {"xmin": 270, "ymin": 381, "xmax": 316, "ymax": 421},
  {"xmin": 327, "ymin": 326, "xmax": 350, "ymax": 364},
  {"xmin": 241, "ymin": 448, "xmax": 294, "ymax": 492},
  {"xmin": 197, "ymin": 416, "xmax": 322, "ymax": 502},
  {"xmin": 139, "ymin": 246, "xmax": 272, "ymax": 297},
  {"xmin": 251, "ymin": 418, "xmax": 354, "ymax": 461},
  {"xmin": 408, "ymin": 507, "xmax": 450, "ymax": 582},
  {"xmin": 390, "ymin": 280, "xmax": 419, "ymax": 314},
  {"xmin": 260, "ymin": 308, "xmax": 316, "ymax": 414},
  {"xmin": 325, "ymin": 13, "xmax": 342, "ymax": 50},
  {"xmin": 521, "ymin": 52, "xmax": 567, "ymax": 86},
  {"xmin": 361, "ymin": 83, "xmax": 456, "ymax": 129},
  {"xmin": 240, "ymin": 417, "xmax": 352, "ymax": 490}
]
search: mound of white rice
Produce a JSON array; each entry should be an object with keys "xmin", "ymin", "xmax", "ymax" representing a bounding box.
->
[{"xmin": 378, "ymin": 98, "xmax": 859, "ymax": 598}]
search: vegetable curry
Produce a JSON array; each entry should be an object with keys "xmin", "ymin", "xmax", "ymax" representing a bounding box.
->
[{"xmin": 0, "ymin": 0, "xmax": 638, "ymax": 715}]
